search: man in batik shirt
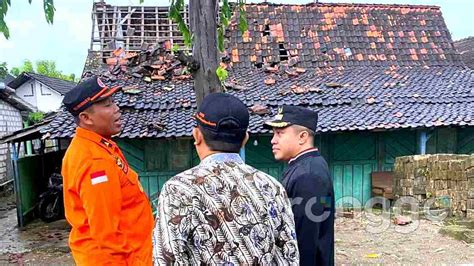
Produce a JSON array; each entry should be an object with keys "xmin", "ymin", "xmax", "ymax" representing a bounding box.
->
[{"xmin": 153, "ymin": 93, "xmax": 299, "ymax": 265}]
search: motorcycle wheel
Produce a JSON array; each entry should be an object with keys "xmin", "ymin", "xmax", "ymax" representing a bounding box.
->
[{"xmin": 38, "ymin": 194, "xmax": 64, "ymax": 223}]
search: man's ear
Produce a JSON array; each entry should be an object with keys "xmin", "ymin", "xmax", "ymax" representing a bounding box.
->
[
  {"xmin": 78, "ymin": 111, "xmax": 93, "ymax": 126},
  {"xmin": 192, "ymin": 127, "xmax": 203, "ymax": 146},
  {"xmin": 241, "ymin": 132, "xmax": 250, "ymax": 148},
  {"xmin": 298, "ymin": 130, "xmax": 309, "ymax": 145}
]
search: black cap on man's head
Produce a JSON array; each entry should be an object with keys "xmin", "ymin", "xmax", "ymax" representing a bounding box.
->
[
  {"xmin": 264, "ymin": 105, "xmax": 318, "ymax": 132},
  {"xmin": 195, "ymin": 93, "xmax": 249, "ymax": 144},
  {"xmin": 63, "ymin": 76, "xmax": 120, "ymax": 116}
]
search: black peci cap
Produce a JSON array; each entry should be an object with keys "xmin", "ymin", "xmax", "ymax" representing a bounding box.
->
[{"xmin": 264, "ymin": 105, "xmax": 318, "ymax": 132}]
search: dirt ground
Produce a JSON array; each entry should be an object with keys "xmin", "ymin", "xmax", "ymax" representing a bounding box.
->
[
  {"xmin": 335, "ymin": 211, "xmax": 474, "ymax": 264},
  {"xmin": 0, "ymin": 194, "xmax": 473, "ymax": 264}
]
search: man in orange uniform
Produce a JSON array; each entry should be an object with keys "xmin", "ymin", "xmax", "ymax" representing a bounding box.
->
[{"xmin": 61, "ymin": 76, "xmax": 154, "ymax": 265}]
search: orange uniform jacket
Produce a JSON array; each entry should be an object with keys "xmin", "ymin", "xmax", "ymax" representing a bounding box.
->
[{"xmin": 61, "ymin": 127, "xmax": 154, "ymax": 265}]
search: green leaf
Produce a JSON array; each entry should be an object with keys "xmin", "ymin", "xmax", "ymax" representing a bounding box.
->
[
  {"xmin": 176, "ymin": 0, "xmax": 184, "ymax": 11},
  {"xmin": 169, "ymin": 5, "xmax": 178, "ymax": 19},
  {"xmin": 0, "ymin": 20, "xmax": 9, "ymax": 39},
  {"xmin": 0, "ymin": 62, "xmax": 7, "ymax": 79},
  {"xmin": 217, "ymin": 26, "xmax": 224, "ymax": 52},
  {"xmin": 168, "ymin": 0, "xmax": 191, "ymax": 48},
  {"xmin": 139, "ymin": 0, "xmax": 144, "ymax": 3},
  {"xmin": 221, "ymin": 0, "xmax": 231, "ymax": 27},
  {"xmin": 216, "ymin": 66, "xmax": 228, "ymax": 82},
  {"xmin": 172, "ymin": 44, "xmax": 180, "ymax": 53},
  {"xmin": 43, "ymin": 0, "xmax": 55, "ymax": 24},
  {"xmin": 28, "ymin": 0, "xmax": 32, "ymax": 4},
  {"xmin": 238, "ymin": 2, "xmax": 248, "ymax": 34},
  {"xmin": 28, "ymin": 111, "xmax": 45, "ymax": 125}
]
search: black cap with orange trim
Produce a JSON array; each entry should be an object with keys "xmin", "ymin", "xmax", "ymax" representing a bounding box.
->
[
  {"xmin": 194, "ymin": 93, "xmax": 249, "ymax": 144},
  {"xmin": 63, "ymin": 76, "xmax": 121, "ymax": 116}
]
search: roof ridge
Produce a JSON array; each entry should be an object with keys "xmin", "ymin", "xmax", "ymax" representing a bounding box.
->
[
  {"xmin": 256, "ymin": 2, "xmax": 441, "ymax": 9},
  {"xmin": 26, "ymin": 72, "xmax": 76, "ymax": 84},
  {"xmin": 95, "ymin": 1, "xmax": 441, "ymax": 10},
  {"xmin": 454, "ymin": 36, "xmax": 474, "ymax": 43}
]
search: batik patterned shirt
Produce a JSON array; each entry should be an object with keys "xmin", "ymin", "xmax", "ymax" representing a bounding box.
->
[{"xmin": 153, "ymin": 153, "xmax": 299, "ymax": 265}]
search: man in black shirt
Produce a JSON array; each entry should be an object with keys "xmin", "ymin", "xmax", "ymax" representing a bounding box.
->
[{"xmin": 265, "ymin": 105, "xmax": 335, "ymax": 266}]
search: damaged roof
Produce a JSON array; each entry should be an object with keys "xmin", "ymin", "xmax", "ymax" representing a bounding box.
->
[
  {"xmin": 227, "ymin": 3, "xmax": 461, "ymax": 69},
  {"xmin": 44, "ymin": 2, "xmax": 474, "ymax": 139},
  {"xmin": 454, "ymin": 37, "xmax": 474, "ymax": 70},
  {"xmin": 8, "ymin": 72, "xmax": 77, "ymax": 95}
]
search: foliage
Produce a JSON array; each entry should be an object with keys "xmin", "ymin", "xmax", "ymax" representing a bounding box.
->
[
  {"xmin": 0, "ymin": 0, "xmax": 55, "ymax": 39},
  {"xmin": 0, "ymin": 62, "xmax": 7, "ymax": 79},
  {"xmin": 27, "ymin": 111, "xmax": 45, "ymax": 125},
  {"xmin": 168, "ymin": 0, "xmax": 192, "ymax": 47},
  {"xmin": 216, "ymin": 65, "xmax": 228, "ymax": 82},
  {"xmin": 168, "ymin": 0, "xmax": 248, "ymax": 52},
  {"xmin": 10, "ymin": 59, "xmax": 77, "ymax": 82}
]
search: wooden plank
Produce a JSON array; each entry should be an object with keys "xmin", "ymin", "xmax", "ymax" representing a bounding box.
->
[
  {"xmin": 268, "ymin": 168, "xmax": 281, "ymax": 180},
  {"xmin": 382, "ymin": 130, "xmax": 416, "ymax": 170},
  {"xmin": 457, "ymin": 128, "xmax": 474, "ymax": 154},
  {"xmin": 117, "ymin": 139, "xmax": 145, "ymax": 172},
  {"xmin": 343, "ymin": 165, "xmax": 353, "ymax": 207},
  {"xmin": 148, "ymin": 175, "xmax": 159, "ymax": 196},
  {"xmin": 436, "ymin": 128, "xmax": 457, "ymax": 153},
  {"xmin": 353, "ymin": 164, "xmax": 363, "ymax": 206},
  {"xmin": 363, "ymin": 164, "xmax": 373, "ymax": 206},
  {"xmin": 333, "ymin": 165, "xmax": 343, "ymax": 207}
]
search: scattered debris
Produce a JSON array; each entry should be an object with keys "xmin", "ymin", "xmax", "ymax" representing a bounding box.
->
[
  {"xmin": 224, "ymin": 80, "xmax": 247, "ymax": 91},
  {"xmin": 181, "ymin": 100, "xmax": 192, "ymax": 108},
  {"xmin": 147, "ymin": 120, "xmax": 166, "ymax": 131},
  {"xmin": 264, "ymin": 77, "xmax": 276, "ymax": 85},
  {"xmin": 308, "ymin": 87, "xmax": 322, "ymax": 93},
  {"xmin": 100, "ymin": 42, "xmax": 192, "ymax": 83},
  {"xmin": 265, "ymin": 66, "xmax": 279, "ymax": 73},
  {"xmin": 291, "ymin": 85, "xmax": 307, "ymax": 94},
  {"xmin": 392, "ymin": 215, "xmax": 412, "ymax": 225},
  {"xmin": 122, "ymin": 86, "xmax": 142, "ymax": 94},
  {"xmin": 366, "ymin": 97, "xmax": 376, "ymax": 104},
  {"xmin": 341, "ymin": 211, "xmax": 354, "ymax": 219},
  {"xmin": 249, "ymin": 104, "xmax": 271, "ymax": 115},
  {"xmin": 365, "ymin": 253, "xmax": 381, "ymax": 259},
  {"xmin": 163, "ymin": 86, "xmax": 174, "ymax": 91},
  {"xmin": 434, "ymin": 248, "xmax": 445, "ymax": 253},
  {"xmin": 325, "ymin": 82, "xmax": 343, "ymax": 88},
  {"xmin": 394, "ymin": 112, "xmax": 404, "ymax": 118},
  {"xmin": 295, "ymin": 67, "xmax": 307, "ymax": 73},
  {"xmin": 285, "ymin": 69, "xmax": 299, "ymax": 77}
]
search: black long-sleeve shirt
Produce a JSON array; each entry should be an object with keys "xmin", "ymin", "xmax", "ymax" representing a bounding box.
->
[{"xmin": 282, "ymin": 149, "xmax": 335, "ymax": 266}]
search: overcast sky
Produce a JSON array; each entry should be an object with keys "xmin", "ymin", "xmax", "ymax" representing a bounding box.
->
[{"xmin": 0, "ymin": 0, "xmax": 472, "ymax": 77}]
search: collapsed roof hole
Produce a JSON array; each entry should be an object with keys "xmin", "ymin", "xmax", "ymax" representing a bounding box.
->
[
  {"xmin": 321, "ymin": 46, "xmax": 328, "ymax": 54},
  {"xmin": 279, "ymin": 43, "xmax": 289, "ymax": 61},
  {"xmin": 254, "ymin": 62, "xmax": 263, "ymax": 68},
  {"xmin": 263, "ymin": 24, "xmax": 270, "ymax": 36}
]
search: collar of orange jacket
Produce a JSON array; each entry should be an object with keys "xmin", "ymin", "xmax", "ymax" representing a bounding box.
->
[{"xmin": 75, "ymin": 127, "xmax": 117, "ymax": 151}]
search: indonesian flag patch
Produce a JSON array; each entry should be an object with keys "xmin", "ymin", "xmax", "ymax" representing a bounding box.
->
[{"xmin": 91, "ymin": 170, "xmax": 108, "ymax": 185}]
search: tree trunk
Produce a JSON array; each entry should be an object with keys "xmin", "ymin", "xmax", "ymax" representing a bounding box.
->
[{"xmin": 189, "ymin": 0, "xmax": 222, "ymax": 107}]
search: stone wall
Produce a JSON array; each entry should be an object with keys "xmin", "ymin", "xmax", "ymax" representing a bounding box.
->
[
  {"xmin": 0, "ymin": 100, "xmax": 23, "ymax": 183},
  {"xmin": 394, "ymin": 154, "xmax": 474, "ymax": 218}
]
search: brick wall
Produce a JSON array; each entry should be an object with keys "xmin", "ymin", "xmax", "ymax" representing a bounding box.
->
[
  {"xmin": 394, "ymin": 154, "xmax": 474, "ymax": 218},
  {"xmin": 0, "ymin": 100, "xmax": 23, "ymax": 183}
]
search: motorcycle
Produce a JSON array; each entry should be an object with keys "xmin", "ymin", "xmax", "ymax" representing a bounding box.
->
[{"xmin": 37, "ymin": 173, "xmax": 64, "ymax": 223}]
